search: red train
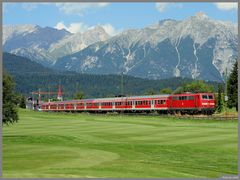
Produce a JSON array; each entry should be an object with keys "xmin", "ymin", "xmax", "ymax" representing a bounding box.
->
[{"xmin": 40, "ymin": 93, "xmax": 216, "ymax": 115}]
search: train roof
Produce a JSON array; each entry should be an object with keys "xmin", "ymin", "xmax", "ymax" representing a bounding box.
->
[
  {"xmin": 85, "ymin": 94, "xmax": 170, "ymax": 101},
  {"xmin": 41, "ymin": 92, "xmax": 214, "ymax": 105},
  {"xmin": 42, "ymin": 94, "xmax": 170, "ymax": 104}
]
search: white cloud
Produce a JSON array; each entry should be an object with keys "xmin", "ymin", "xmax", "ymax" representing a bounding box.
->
[
  {"xmin": 101, "ymin": 24, "xmax": 120, "ymax": 36},
  {"xmin": 155, "ymin": 3, "xmax": 169, "ymax": 12},
  {"xmin": 55, "ymin": 22, "xmax": 68, "ymax": 31},
  {"xmin": 155, "ymin": 3, "xmax": 182, "ymax": 12},
  {"xmin": 68, "ymin": 23, "xmax": 89, "ymax": 33},
  {"xmin": 214, "ymin": 3, "xmax": 238, "ymax": 11},
  {"xmin": 55, "ymin": 22, "xmax": 89, "ymax": 33},
  {"xmin": 56, "ymin": 3, "xmax": 109, "ymax": 16},
  {"xmin": 55, "ymin": 21, "xmax": 121, "ymax": 36}
]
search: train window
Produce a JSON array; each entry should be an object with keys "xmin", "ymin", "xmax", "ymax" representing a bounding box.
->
[
  {"xmin": 155, "ymin": 100, "xmax": 165, "ymax": 104},
  {"xmin": 208, "ymin": 95, "xmax": 213, "ymax": 99},
  {"xmin": 172, "ymin": 96, "xmax": 179, "ymax": 100},
  {"xmin": 187, "ymin": 96, "xmax": 194, "ymax": 100},
  {"xmin": 126, "ymin": 101, "xmax": 132, "ymax": 105},
  {"xmin": 202, "ymin": 95, "xmax": 208, "ymax": 99}
]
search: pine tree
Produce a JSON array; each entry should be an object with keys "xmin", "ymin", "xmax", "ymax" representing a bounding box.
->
[
  {"xmin": 3, "ymin": 71, "xmax": 18, "ymax": 125},
  {"xmin": 216, "ymin": 84, "xmax": 223, "ymax": 113},
  {"xmin": 227, "ymin": 61, "xmax": 238, "ymax": 111}
]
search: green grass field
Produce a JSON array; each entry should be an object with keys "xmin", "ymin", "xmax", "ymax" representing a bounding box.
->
[{"xmin": 3, "ymin": 109, "xmax": 238, "ymax": 178}]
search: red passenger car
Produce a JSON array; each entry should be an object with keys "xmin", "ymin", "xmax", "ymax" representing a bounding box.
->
[{"xmin": 40, "ymin": 93, "xmax": 215, "ymax": 115}]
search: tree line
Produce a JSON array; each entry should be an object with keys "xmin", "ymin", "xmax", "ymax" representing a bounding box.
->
[{"xmin": 3, "ymin": 60, "xmax": 238, "ymax": 125}]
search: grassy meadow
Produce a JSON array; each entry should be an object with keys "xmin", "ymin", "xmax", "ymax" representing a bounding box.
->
[{"xmin": 3, "ymin": 109, "xmax": 238, "ymax": 178}]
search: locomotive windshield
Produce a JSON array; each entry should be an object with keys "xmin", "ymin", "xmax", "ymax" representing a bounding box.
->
[{"xmin": 202, "ymin": 95, "xmax": 213, "ymax": 99}]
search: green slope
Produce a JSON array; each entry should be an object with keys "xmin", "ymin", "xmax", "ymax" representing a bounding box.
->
[
  {"xmin": 3, "ymin": 109, "xmax": 238, "ymax": 178},
  {"xmin": 3, "ymin": 52, "xmax": 221, "ymax": 99}
]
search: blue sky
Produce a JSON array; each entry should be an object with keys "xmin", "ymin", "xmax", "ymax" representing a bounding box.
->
[{"xmin": 3, "ymin": 2, "xmax": 238, "ymax": 35}]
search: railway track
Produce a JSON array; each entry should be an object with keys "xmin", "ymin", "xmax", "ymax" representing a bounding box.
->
[
  {"xmin": 99, "ymin": 112, "xmax": 238, "ymax": 120},
  {"xmin": 176, "ymin": 115, "xmax": 238, "ymax": 120}
]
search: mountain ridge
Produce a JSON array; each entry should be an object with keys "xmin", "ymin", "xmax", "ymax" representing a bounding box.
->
[
  {"xmin": 54, "ymin": 13, "xmax": 237, "ymax": 82},
  {"xmin": 3, "ymin": 13, "xmax": 238, "ymax": 82}
]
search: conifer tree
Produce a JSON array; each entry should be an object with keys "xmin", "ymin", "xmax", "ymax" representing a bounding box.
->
[
  {"xmin": 3, "ymin": 71, "xmax": 18, "ymax": 125},
  {"xmin": 216, "ymin": 84, "xmax": 223, "ymax": 113},
  {"xmin": 227, "ymin": 61, "xmax": 238, "ymax": 111}
]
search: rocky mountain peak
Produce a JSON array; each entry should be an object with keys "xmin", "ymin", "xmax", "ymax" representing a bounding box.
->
[
  {"xmin": 194, "ymin": 12, "xmax": 209, "ymax": 20},
  {"xmin": 89, "ymin": 25, "xmax": 106, "ymax": 33}
]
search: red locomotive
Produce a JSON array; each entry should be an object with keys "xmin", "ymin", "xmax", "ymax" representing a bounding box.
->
[{"xmin": 40, "ymin": 93, "xmax": 215, "ymax": 115}]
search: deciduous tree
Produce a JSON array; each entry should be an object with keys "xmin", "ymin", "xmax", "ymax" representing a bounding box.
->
[
  {"xmin": 174, "ymin": 80, "xmax": 214, "ymax": 94},
  {"xmin": 160, "ymin": 88, "xmax": 172, "ymax": 94},
  {"xmin": 74, "ymin": 91, "xmax": 84, "ymax": 100}
]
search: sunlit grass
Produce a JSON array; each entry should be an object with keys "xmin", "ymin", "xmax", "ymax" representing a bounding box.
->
[{"xmin": 3, "ymin": 109, "xmax": 238, "ymax": 178}]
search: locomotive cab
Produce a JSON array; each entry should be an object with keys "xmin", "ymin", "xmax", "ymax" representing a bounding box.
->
[{"xmin": 199, "ymin": 93, "xmax": 215, "ymax": 114}]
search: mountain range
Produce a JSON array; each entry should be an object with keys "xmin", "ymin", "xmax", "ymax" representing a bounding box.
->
[{"xmin": 3, "ymin": 12, "xmax": 238, "ymax": 82}]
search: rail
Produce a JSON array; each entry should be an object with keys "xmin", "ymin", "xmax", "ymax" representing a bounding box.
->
[
  {"xmin": 176, "ymin": 115, "xmax": 238, "ymax": 120},
  {"xmin": 105, "ymin": 112, "xmax": 238, "ymax": 120}
]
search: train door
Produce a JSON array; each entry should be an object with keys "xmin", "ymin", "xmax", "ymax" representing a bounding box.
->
[
  {"xmin": 132, "ymin": 101, "xmax": 135, "ymax": 109},
  {"xmin": 151, "ymin": 100, "xmax": 154, "ymax": 109},
  {"xmin": 194, "ymin": 95, "xmax": 199, "ymax": 108},
  {"xmin": 113, "ymin": 102, "xmax": 115, "ymax": 110}
]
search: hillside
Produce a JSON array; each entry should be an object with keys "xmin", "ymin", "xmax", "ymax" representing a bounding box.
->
[
  {"xmin": 3, "ymin": 52, "xmax": 52, "ymax": 74},
  {"xmin": 3, "ymin": 53, "xmax": 220, "ymax": 99}
]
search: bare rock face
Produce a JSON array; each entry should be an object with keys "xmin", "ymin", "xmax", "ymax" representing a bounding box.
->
[
  {"xmin": 3, "ymin": 25, "xmax": 110, "ymax": 66},
  {"xmin": 54, "ymin": 13, "xmax": 237, "ymax": 82}
]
